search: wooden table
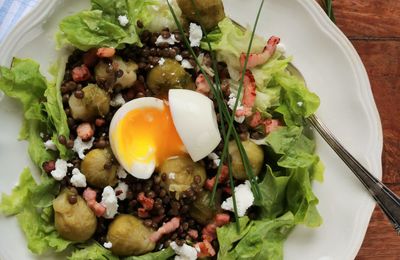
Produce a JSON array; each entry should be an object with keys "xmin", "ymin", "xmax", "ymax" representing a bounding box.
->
[{"xmin": 318, "ymin": 1, "xmax": 400, "ymax": 259}]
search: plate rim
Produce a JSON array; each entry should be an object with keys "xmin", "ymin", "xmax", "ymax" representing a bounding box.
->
[{"xmin": 0, "ymin": 0, "xmax": 383, "ymax": 259}]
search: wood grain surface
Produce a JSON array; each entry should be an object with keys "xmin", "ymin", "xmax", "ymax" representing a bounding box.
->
[{"xmin": 318, "ymin": 0, "xmax": 400, "ymax": 258}]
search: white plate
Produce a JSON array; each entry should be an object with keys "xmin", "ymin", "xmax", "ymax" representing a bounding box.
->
[{"xmin": 0, "ymin": 0, "xmax": 382, "ymax": 259}]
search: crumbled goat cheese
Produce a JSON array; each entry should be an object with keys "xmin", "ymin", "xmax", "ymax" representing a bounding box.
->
[
  {"xmin": 234, "ymin": 112, "xmax": 245, "ymax": 124},
  {"xmin": 103, "ymin": 241, "xmax": 113, "ymax": 249},
  {"xmin": 118, "ymin": 15, "xmax": 129, "ymax": 27},
  {"xmin": 73, "ymin": 137, "xmax": 94, "ymax": 159},
  {"xmin": 101, "ymin": 186, "xmax": 119, "ymax": 219},
  {"xmin": 44, "ymin": 140, "xmax": 57, "ymax": 151},
  {"xmin": 169, "ymin": 172, "xmax": 176, "ymax": 180},
  {"xmin": 70, "ymin": 168, "xmax": 87, "ymax": 188},
  {"xmin": 227, "ymin": 94, "xmax": 246, "ymax": 123},
  {"xmin": 117, "ymin": 166, "xmax": 128, "ymax": 179},
  {"xmin": 175, "ymin": 55, "xmax": 183, "ymax": 62},
  {"xmin": 115, "ymin": 182, "xmax": 129, "ymax": 200},
  {"xmin": 51, "ymin": 159, "xmax": 73, "ymax": 181},
  {"xmin": 170, "ymin": 241, "xmax": 198, "ymax": 260},
  {"xmin": 227, "ymin": 93, "xmax": 238, "ymax": 110},
  {"xmin": 221, "ymin": 180, "xmax": 254, "ymax": 217},
  {"xmin": 39, "ymin": 132, "xmax": 44, "ymax": 138},
  {"xmin": 159, "ymin": 57, "xmax": 166, "ymax": 66},
  {"xmin": 297, "ymin": 101, "xmax": 303, "ymax": 107},
  {"xmin": 181, "ymin": 59, "xmax": 194, "ymax": 69},
  {"xmin": 208, "ymin": 152, "xmax": 221, "ymax": 167},
  {"xmin": 277, "ymin": 43, "xmax": 286, "ymax": 53},
  {"xmin": 155, "ymin": 34, "xmax": 179, "ymax": 46},
  {"xmin": 110, "ymin": 93, "xmax": 126, "ymax": 107},
  {"xmin": 189, "ymin": 23, "xmax": 202, "ymax": 47}
]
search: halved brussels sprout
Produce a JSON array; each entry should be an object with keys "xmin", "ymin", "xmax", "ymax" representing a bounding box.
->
[
  {"xmin": 68, "ymin": 84, "xmax": 110, "ymax": 121},
  {"xmin": 53, "ymin": 188, "xmax": 97, "ymax": 242},
  {"xmin": 95, "ymin": 56, "xmax": 138, "ymax": 90},
  {"xmin": 81, "ymin": 148, "xmax": 118, "ymax": 188},
  {"xmin": 107, "ymin": 215, "xmax": 155, "ymax": 256},
  {"xmin": 189, "ymin": 190, "xmax": 220, "ymax": 225},
  {"xmin": 177, "ymin": 0, "xmax": 225, "ymax": 30},
  {"xmin": 229, "ymin": 140, "xmax": 264, "ymax": 180},
  {"xmin": 146, "ymin": 59, "xmax": 195, "ymax": 96},
  {"xmin": 158, "ymin": 155, "xmax": 206, "ymax": 199}
]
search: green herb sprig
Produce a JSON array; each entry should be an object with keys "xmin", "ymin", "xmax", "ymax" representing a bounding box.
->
[
  {"xmin": 166, "ymin": 0, "xmax": 265, "ymax": 230},
  {"xmin": 321, "ymin": 0, "xmax": 336, "ymax": 23}
]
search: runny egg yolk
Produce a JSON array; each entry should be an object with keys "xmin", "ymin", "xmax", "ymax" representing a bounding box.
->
[{"xmin": 114, "ymin": 104, "xmax": 186, "ymax": 175}]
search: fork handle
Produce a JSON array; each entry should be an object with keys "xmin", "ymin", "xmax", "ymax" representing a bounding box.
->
[{"xmin": 307, "ymin": 115, "xmax": 400, "ymax": 233}]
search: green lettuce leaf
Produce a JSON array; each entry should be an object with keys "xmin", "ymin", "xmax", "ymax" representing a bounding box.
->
[
  {"xmin": 0, "ymin": 168, "xmax": 72, "ymax": 254},
  {"xmin": 256, "ymin": 166, "xmax": 290, "ymax": 219},
  {"xmin": 45, "ymin": 55, "xmax": 72, "ymax": 159},
  {"xmin": 202, "ymin": 18, "xmax": 265, "ymax": 81},
  {"xmin": 0, "ymin": 58, "xmax": 72, "ymax": 168},
  {"xmin": 124, "ymin": 247, "xmax": 175, "ymax": 260},
  {"xmin": 0, "ymin": 58, "xmax": 47, "ymax": 126},
  {"xmin": 0, "ymin": 168, "xmax": 35, "ymax": 216},
  {"xmin": 58, "ymin": 0, "xmax": 180, "ymax": 50},
  {"xmin": 68, "ymin": 242, "xmax": 118, "ymax": 260},
  {"xmin": 286, "ymin": 167, "xmax": 322, "ymax": 227},
  {"xmin": 17, "ymin": 204, "xmax": 71, "ymax": 254},
  {"xmin": 217, "ymin": 213, "xmax": 295, "ymax": 260},
  {"xmin": 274, "ymin": 71, "xmax": 320, "ymax": 125},
  {"xmin": 59, "ymin": 10, "xmax": 140, "ymax": 51}
]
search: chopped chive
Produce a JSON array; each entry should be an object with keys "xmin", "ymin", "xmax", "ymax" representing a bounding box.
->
[{"xmin": 166, "ymin": 0, "xmax": 264, "ymax": 224}]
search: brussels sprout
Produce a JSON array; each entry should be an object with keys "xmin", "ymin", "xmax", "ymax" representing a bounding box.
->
[
  {"xmin": 95, "ymin": 57, "xmax": 138, "ymax": 90},
  {"xmin": 158, "ymin": 156, "xmax": 206, "ymax": 199},
  {"xmin": 68, "ymin": 84, "xmax": 110, "ymax": 121},
  {"xmin": 146, "ymin": 59, "xmax": 195, "ymax": 96},
  {"xmin": 229, "ymin": 140, "xmax": 264, "ymax": 180},
  {"xmin": 53, "ymin": 188, "xmax": 97, "ymax": 242},
  {"xmin": 177, "ymin": 0, "xmax": 225, "ymax": 31},
  {"xmin": 189, "ymin": 191, "xmax": 220, "ymax": 225},
  {"xmin": 107, "ymin": 215, "xmax": 155, "ymax": 256},
  {"xmin": 81, "ymin": 148, "xmax": 118, "ymax": 188}
]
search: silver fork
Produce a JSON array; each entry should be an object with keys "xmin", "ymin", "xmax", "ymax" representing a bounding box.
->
[
  {"xmin": 307, "ymin": 114, "xmax": 400, "ymax": 233},
  {"xmin": 286, "ymin": 62, "xmax": 400, "ymax": 233},
  {"xmin": 231, "ymin": 18, "xmax": 400, "ymax": 233}
]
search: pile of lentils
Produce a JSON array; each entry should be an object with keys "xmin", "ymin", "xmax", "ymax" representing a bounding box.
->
[{"xmin": 40, "ymin": 25, "xmax": 264, "ymax": 255}]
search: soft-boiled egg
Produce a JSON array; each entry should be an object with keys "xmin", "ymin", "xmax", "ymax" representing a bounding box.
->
[
  {"xmin": 169, "ymin": 89, "xmax": 221, "ymax": 161},
  {"xmin": 109, "ymin": 90, "xmax": 221, "ymax": 179}
]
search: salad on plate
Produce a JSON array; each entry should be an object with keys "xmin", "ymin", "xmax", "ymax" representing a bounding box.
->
[{"xmin": 0, "ymin": 0, "xmax": 324, "ymax": 259}]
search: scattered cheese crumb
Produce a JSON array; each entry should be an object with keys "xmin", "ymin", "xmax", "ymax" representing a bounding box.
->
[
  {"xmin": 189, "ymin": 23, "xmax": 202, "ymax": 47},
  {"xmin": 117, "ymin": 166, "xmax": 128, "ymax": 179},
  {"xmin": 103, "ymin": 241, "xmax": 113, "ymax": 249},
  {"xmin": 159, "ymin": 57, "xmax": 166, "ymax": 66},
  {"xmin": 70, "ymin": 168, "xmax": 87, "ymax": 188},
  {"xmin": 227, "ymin": 93, "xmax": 238, "ymax": 110},
  {"xmin": 175, "ymin": 55, "xmax": 183, "ymax": 62},
  {"xmin": 110, "ymin": 93, "xmax": 126, "ymax": 107},
  {"xmin": 155, "ymin": 34, "xmax": 179, "ymax": 46},
  {"xmin": 169, "ymin": 172, "xmax": 176, "ymax": 180},
  {"xmin": 227, "ymin": 94, "xmax": 246, "ymax": 123},
  {"xmin": 44, "ymin": 140, "xmax": 57, "ymax": 151},
  {"xmin": 277, "ymin": 43, "xmax": 286, "ymax": 53},
  {"xmin": 297, "ymin": 101, "xmax": 303, "ymax": 107},
  {"xmin": 115, "ymin": 182, "xmax": 129, "ymax": 200},
  {"xmin": 181, "ymin": 59, "xmax": 194, "ymax": 69},
  {"xmin": 221, "ymin": 180, "xmax": 254, "ymax": 217},
  {"xmin": 51, "ymin": 159, "xmax": 73, "ymax": 181},
  {"xmin": 118, "ymin": 15, "xmax": 129, "ymax": 27},
  {"xmin": 101, "ymin": 186, "xmax": 119, "ymax": 219},
  {"xmin": 73, "ymin": 137, "xmax": 94, "ymax": 159},
  {"xmin": 208, "ymin": 152, "xmax": 221, "ymax": 167},
  {"xmin": 170, "ymin": 241, "xmax": 198, "ymax": 260},
  {"xmin": 39, "ymin": 132, "xmax": 44, "ymax": 138}
]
